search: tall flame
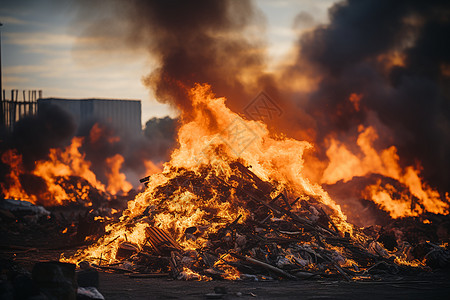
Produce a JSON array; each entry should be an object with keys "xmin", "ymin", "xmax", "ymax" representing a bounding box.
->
[{"xmin": 67, "ymin": 83, "xmax": 352, "ymax": 264}]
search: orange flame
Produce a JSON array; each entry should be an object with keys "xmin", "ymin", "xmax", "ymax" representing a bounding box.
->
[
  {"xmin": 321, "ymin": 125, "xmax": 449, "ymax": 217},
  {"xmin": 31, "ymin": 137, "xmax": 105, "ymax": 206},
  {"xmin": 143, "ymin": 160, "xmax": 163, "ymax": 176},
  {"xmin": 1, "ymin": 150, "xmax": 34, "ymax": 202},
  {"xmin": 89, "ymin": 123, "xmax": 120, "ymax": 144},
  {"xmin": 105, "ymin": 154, "xmax": 133, "ymax": 195},
  {"xmin": 1, "ymin": 138, "xmax": 106, "ymax": 205},
  {"xmin": 349, "ymin": 93, "xmax": 362, "ymax": 111},
  {"xmin": 1, "ymin": 128, "xmax": 136, "ymax": 206}
]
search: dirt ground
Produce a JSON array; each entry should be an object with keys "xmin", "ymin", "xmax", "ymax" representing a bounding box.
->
[
  {"xmin": 2, "ymin": 248, "xmax": 449, "ymax": 300},
  {"xmin": 97, "ymin": 272, "xmax": 450, "ymax": 300}
]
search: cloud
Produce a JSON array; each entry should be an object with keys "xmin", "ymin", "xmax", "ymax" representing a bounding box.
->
[
  {"xmin": 4, "ymin": 31, "xmax": 101, "ymax": 48},
  {"xmin": 0, "ymin": 15, "xmax": 30, "ymax": 25},
  {"xmin": 4, "ymin": 65, "xmax": 50, "ymax": 74},
  {"xmin": 4, "ymin": 76, "xmax": 30, "ymax": 85}
]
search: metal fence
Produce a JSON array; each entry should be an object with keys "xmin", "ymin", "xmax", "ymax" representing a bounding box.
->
[{"xmin": 0, "ymin": 89, "xmax": 41, "ymax": 131}]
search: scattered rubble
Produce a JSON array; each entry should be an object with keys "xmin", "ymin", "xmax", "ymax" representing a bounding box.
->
[
  {"xmin": 0, "ymin": 259, "xmax": 104, "ymax": 300},
  {"xmin": 0, "ymin": 197, "xmax": 118, "ymax": 251},
  {"xmin": 0, "ymin": 199, "xmax": 50, "ymax": 220}
]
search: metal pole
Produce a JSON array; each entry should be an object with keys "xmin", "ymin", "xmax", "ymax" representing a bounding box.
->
[{"xmin": 0, "ymin": 23, "xmax": 3, "ymax": 127}]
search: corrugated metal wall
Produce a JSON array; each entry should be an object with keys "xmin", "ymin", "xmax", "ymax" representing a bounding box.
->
[{"xmin": 38, "ymin": 98, "xmax": 142, "ymax": 135}]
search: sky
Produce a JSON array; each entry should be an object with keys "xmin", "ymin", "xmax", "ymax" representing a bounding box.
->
[{"xmin": 0, "ymin": 0, "xmax": 337, "ymax": 126}]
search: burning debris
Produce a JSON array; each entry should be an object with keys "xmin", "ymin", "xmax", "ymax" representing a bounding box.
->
[
  {"xmin": 1, "ymin": 1, "xmax": 449, "ymax": 294},
  {"xmin": 65, "ymin": 161, "xmax": 450, "ymax": 281},
  {"xmin": 63, "ymin": 85, "xmax": 449, "ymax": 281}
]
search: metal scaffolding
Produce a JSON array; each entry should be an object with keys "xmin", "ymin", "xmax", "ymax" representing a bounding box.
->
[{"xmin": 0, "ymin": 89, "xmax": 41, "ymax": 131}]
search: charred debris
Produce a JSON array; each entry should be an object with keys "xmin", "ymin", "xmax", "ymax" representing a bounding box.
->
[{"xmin": 66, "ymin": 161, "xmax": 449, "ymax": 281}]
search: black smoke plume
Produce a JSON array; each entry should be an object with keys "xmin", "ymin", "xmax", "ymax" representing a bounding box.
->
[
  {"xmin": 291, "ymin": 0, "xmax": 450, "ymax": 193},
  {"xmin": 73, "ymin": 0, "xmax": 265, "ymax": 114},
  {"xmin": 3, "ymin": 103, "xmax": 76, "ymax": 171}
]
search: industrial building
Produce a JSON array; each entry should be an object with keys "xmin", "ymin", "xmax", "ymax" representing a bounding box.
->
[{"xmin": 37, "ymin": 98, "xmax": 142, "ymax": 135}]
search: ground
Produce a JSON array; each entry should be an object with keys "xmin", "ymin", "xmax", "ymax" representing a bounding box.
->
[
  {"xmin": 97, "ymin": 272, "xmax": 450, "ymax": 300},
  {"xmin": 1, "ymin": 248, "xmax": 449, "ymax": 300}
]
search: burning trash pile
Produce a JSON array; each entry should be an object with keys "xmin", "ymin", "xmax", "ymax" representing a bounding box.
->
[
  {"xmin": 0, "ymin": 123, "xmax": 143, "ymax": 209},
  {"xmin": 64, "ymin": 85, "xmax": 450, "ymax": 281}
]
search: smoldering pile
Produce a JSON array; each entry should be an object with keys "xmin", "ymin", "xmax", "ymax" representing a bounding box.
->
[{"xmin": 72, "ymin": 161, "xmax": 449, "ymax": 281}]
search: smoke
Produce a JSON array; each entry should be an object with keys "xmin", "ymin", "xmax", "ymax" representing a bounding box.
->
[
  {"xmin": 71, "ymin": 0, "xmax": 314, "ymax": 136},
  {"xmin": 143, "ymin": 116, "xmax": 178, "ymax": 160},
  {"xmin": 291, "ymin": 0, "xmax": 450, "ymax": 192},
  {"xmin": 77, "ymin": 117, "xmax": 177, "ymax": 185},
  {"xmin": 4, "ymin": 103, "xmax": 77, "ymax": 170},
  {"xmin": 72, "ymin": 0, "xmax": 262, "ymax": 112}
]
